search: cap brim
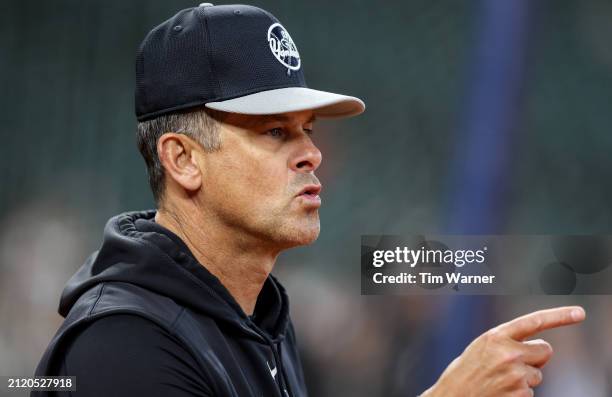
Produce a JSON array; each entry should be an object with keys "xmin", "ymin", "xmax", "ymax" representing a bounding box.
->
[{"xmin": 205, "ymin": 87, "xmax": 365, "ymax": 119}]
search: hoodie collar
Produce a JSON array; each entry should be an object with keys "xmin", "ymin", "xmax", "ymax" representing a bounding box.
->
[{"xmin": 59, "ymin": 210, "xmax": 290, "ymax": 342}]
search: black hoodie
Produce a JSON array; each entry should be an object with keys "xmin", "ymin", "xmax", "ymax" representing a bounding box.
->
[{"xmin": 32, "ymin": 210, "xmax": 308, "ymax": 397}]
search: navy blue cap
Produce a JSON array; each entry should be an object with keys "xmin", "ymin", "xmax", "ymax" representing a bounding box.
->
[{"xmin": 135, "ymin": 3, "xmax": 365, "ymax": 122}]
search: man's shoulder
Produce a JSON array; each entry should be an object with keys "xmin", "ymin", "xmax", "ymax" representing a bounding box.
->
[
  {"xmin": 66, "ymin": 313, "xmax": 174, "ymax": 348},
  {"xmin": 58, "ymin": 314, "xmax": 212, "ymax": 396},
  {"xmin": 81, "ymin": 282, "xmax": 184, "ymax": 327},
  {"xmin": 62, "ymin": 313, "xmax": 183, "ymax": 361}
]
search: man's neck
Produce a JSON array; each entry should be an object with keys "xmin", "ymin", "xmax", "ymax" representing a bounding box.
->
[{"xmin": 154, "ymin": 206, "xmax": 278, "ymax": 316}]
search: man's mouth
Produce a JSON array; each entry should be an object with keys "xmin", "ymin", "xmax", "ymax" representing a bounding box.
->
[
  {"xmin": 297, "ymin": 184, "xmax": 322, "ymax": 197},
  {"xmin": 296, "ymin": 184, "xmax": 322, "ymax": 206}
]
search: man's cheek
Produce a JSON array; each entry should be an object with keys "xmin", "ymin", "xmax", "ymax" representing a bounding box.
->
[{"xmin": 248, "ymin": 167, "xmax": 286, "ymax": 196}]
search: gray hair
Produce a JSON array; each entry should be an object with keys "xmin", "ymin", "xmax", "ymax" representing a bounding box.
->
[{"xmin": 136, "ymin": 108, "xmax": 223, "ymax": 206}]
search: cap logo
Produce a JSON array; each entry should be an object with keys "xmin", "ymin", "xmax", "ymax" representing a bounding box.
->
[{"xmin": 267, "ymin": 23, "xmax": 301, "ymax": 73}]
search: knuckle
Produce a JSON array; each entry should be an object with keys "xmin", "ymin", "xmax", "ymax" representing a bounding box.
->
[
  {"xmin": 537, "ymin": 338, "xmax": 553, "ymax": 352},
  {"xmin": 485, "ymin": 327, "xmax": 503, "ymax": 341},
  {"xmin": 530, "ymin": 368, "xmax": 543, "ymax": 386},
  {"xmin": 532, "ymin": 339, "xmax": 554, "ymax": 360},
  {"xmin": 507, "ymin": 367, "xmax": 525, "ymax": 384},
  {"xmin": 543, "ymin": 343, "xmax": 554, "ymax": 358},
  {"xmin": 500, "ymin": 350, "xmax": 521, "ymax": 365},
  {"xmin": 530, "ymin": 317, "xmax": 543, "ymax": 333}
]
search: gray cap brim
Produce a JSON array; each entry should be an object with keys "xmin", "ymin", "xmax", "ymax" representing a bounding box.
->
[{"xmin": 205, "ymin": 87, "xmax": 365, "ymax": 119}]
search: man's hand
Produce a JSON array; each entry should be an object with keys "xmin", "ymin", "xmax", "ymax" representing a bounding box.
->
[{"xmin": 421, "ymin": 306, "xmax": 586, "ymax": 397}]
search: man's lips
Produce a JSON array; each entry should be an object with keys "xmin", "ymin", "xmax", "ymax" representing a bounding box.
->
[
  {"xmin": 296, "ymin": 184, "xmax": 322, "ymax": 197},
  {"xmin": 296, "ymin": 184, "xmax": 322, "ymax": 206}
]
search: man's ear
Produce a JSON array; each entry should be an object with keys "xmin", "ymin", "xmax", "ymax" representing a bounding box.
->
[{"xmin": 157, "ymin": 133, "xmax": 203, "ymax": 193}]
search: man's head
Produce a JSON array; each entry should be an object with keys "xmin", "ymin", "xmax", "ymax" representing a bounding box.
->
[
  {"xmin": 138, "ymin": 107, "xmax": 323, "ymax": 248},
  {"xmin": 135, "ymin": 3, "xmax": 364, "ymax": 249}
]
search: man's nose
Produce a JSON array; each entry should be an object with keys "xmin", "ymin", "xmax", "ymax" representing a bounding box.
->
[{"xmin": 289, "ymin": 139, "xmax": 322, "ymax": 173}]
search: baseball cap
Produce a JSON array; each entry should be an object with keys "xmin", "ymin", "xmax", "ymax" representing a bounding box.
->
[{"xmin": 135, "ymin": 3, "xmax": 365, "ymax": 122}]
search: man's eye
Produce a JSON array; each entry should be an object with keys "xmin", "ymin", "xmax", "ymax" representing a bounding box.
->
[
  {"xmin": 304, "ymin": 128, "xmax": 314, "ymax": 136},
  {"xmin": 267, "ymin": 128, "xmax": 285, "ymax": 138}
]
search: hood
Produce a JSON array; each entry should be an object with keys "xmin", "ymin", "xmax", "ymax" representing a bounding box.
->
[{"xmin": 59, "ymin": 210, "xmax": 291, "ymax": 342}]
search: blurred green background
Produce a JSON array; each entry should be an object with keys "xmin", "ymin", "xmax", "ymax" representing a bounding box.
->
[{"xmin": 1, "ymin": 0, "xmax": 612, "ymax": 396}]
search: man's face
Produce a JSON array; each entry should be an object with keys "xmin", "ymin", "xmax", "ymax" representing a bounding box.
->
[{"xmin": 196, "ymin": 109, "xmax": 322, "ymax": 250}]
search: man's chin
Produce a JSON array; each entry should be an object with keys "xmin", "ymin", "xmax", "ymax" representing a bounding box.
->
[
  {"xmin": 297, "ymin": 227, "xmax": 320, "ymax": 245},
  {"xmin": 276, "ymin": 221, "xmax": 320, "ymax": 249},
  {"xmin": 261, "ymin": 210, "xmax": 320, "ymax": 249}
]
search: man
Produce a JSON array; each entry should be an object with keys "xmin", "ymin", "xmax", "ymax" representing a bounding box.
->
[{"xmin": 33, "ymin": 4, "xmax": 585, "ymax": 397}]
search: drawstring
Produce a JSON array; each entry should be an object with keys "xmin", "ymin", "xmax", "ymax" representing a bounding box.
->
[
  {"xmin": 276, "ymin": 342, "xmax": 293, "ymax": 397},
  {"xmin": 270, "ymin": 340, "xmax": 292, "ymax": 397},
  {"xmin": 246, "ymin": 317, "xmax": 293, "ymax": 396}
]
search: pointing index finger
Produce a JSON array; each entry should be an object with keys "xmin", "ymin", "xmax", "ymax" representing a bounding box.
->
[{"xmin": 497, "ymin": 306, "xmax": 586, "ymax": 341}]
